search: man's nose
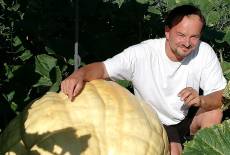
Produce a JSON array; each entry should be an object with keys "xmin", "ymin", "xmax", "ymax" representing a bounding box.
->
[{"xmin": 184, "ymin": 37, "xmax": 191, "ymax": 48}]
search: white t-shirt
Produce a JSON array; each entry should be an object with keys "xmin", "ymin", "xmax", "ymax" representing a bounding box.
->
[{"xmin": 103, "ymin": 38, "xmax": 227, "ymax": 125}]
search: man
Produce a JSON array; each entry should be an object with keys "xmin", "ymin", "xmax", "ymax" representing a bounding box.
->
[{"xmin": 61, "ymin": 5, "xmax": 226, "ymax": 155}]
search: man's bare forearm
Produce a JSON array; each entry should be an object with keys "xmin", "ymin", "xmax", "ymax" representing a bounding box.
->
[
  {"xmin": 72, "ymin": 62, "xmax": 109, "ymax": 81},
  {"xmin": 200, "ymin": 90, "xmax": 224, "ymax": 110},
  {"xmin": 61, "ymin": 62, "xmax": 109, "ymax": 100}
]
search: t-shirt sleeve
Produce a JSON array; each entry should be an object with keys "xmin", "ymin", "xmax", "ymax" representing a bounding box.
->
[
  {"xmin": 200, "ymin": 45, "xmax": 227, "ymax": 95},
  {"xmin": 103, "ymin": 47, "xmax": 137, "ymax": 81}
]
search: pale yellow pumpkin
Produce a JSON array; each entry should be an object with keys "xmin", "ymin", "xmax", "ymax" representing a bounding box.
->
[{"xmin": 0, "ymin": 80, "xmax": 169, "ymax": 155}]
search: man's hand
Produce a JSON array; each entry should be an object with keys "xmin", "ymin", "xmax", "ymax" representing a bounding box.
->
[
  {"xmin": 60, "ymin": 62, "xmax": 109, "ymax": 101},
  {"xmin": 178, "ymin": 87, "xmax": 201, "ymax": 107},
  {"xmin": 61, "ymin": 71, "xmax": 85, "ymax": 101}
]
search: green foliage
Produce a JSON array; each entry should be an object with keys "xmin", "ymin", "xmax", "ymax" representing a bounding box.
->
[
  {"xmin": 221, "ymin": 61, "xmax": 230, "ymax": 81},
  {"xmin": 223, "ymin": 80, "xmax": 230, "ymax": 111},
  {"xmin": 183, "ymin": 119, "xmax": 230, "ymax": 155},
  {"xmin": 116, "ymin": 80, "xmax": 132, "ymax": 89},
  {"xmin": 0, "ymin": 0, "xmax": 75, "ymax": 131}
]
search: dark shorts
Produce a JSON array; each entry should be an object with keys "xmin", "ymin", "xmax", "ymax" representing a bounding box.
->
[{"xmin": 163, "ymin": 107, "xmax": 198, "ymax": 144}]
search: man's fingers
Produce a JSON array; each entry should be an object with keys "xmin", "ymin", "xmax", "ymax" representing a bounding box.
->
[
  {"xmin": 178, "ymin": 87, "xmax": 193, "ymax": 97},
  {"xmin": 180, "ymin": 91, "xmax": 192, "ymax": 101},
  {"xmin": 60, "ymin": 74, "xmax": 85, "ymax": 101},
  {"xmin": 67, "ymin": 80, "xmax": 76, "ymax": 100},
  {"xmin": 61, "ymin": 80, "xmax": 67, "ymax": 95},
  {"xmin": 188, "ymin": 97, "xmax": 201, "ymax": 107},
  {"xmin": 184, "ymin": 94, "xmax": 194, "ymax": 104},
  {"xmin": 72, "ymin": 81, "xmax": 84, "ymax": 101},
  {"xmin": 61, "ymin": 78, "xmax": 79, "ymax": 101}
]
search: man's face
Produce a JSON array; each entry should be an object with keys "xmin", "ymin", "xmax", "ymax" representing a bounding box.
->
[{"xmin": 165, "ymin": 15, "xmax": 203, "ymax": 61}]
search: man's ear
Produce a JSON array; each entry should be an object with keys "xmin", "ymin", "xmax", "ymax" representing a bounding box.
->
[{"xmin": 165, "ymin": 26, "xmax": 170, "ymax": 39}]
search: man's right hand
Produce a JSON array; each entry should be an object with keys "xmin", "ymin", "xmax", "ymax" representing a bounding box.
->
[
  {"xmin": 61, "ymin": 70, "xmax": 85, "ymax": 101},
  {"xmin": 60, "ymin": 62, "xmax": 109, "ymax": 101}
]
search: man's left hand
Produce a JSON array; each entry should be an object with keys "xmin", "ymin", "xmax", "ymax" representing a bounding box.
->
[{"xmin": 178, "ymin": 87, "xmax": 201, "ymax": 107}]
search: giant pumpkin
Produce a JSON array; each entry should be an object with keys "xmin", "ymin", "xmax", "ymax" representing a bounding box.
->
[{"xmin": 0, "ymin": 80, "xmax": 169, "ymax": 155}]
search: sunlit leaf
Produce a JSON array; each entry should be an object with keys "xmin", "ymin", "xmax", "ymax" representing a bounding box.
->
[
  {"xmin": 33, "ymin": 76, "xmax": 52, "ymax": 87},
  {"xmin": 49, "ymin": 67, "xmax": 62, "ymax": 92},
  {"xmin": 13, "ymin": 36, "xmax": 22, "ymax": 47},
  {"xmin": 35, "ymin": 54, "xmax": 57, "ymax": 77},
  {"xmin": 183, "ymin": 120, "xmax": 230, "ymax": 155},
  {"xmin": 19, "ymin": 50, "xmax": 33, "ymax": 61}
]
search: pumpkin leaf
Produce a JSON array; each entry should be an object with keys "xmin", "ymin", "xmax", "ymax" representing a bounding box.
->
[
  {"xmin": 35, "ymin": 54, "xmax": 57, "ymax": 78},
  {"xmin": 49, "ymin": 66, "xmax": 62, "ymax": 92},
  {"xmin": 13, "ymin": 36, "xmax": 22, "ymax": 47},
  {"xmin": 183, "ymin": 119, "xmax": 230, "ymax": 155},
  {"xmin": 19, "ymin": 50, "xmax": 33, "ymax": 61},
  {"xmin": 33, "ymin": 76, "xmax": 52, "ymax": 87}
]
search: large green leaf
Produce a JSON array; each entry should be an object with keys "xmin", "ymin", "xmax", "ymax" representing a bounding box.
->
[
  {"xmin": 49, "ymin": 66, "xmax": 62, "ymax": 92},
  {"xmin": 35, "ymin": 54, "xmax": 57, "ymax": 78},
  {"xmin": 33, "ymin": 76, "xmax": 52, "ymax": 87},
  {"xmin": 19, "ymin": 50, "xmax": 33, "ymax": 61},
  {"xmin": 183, "ymin": 120, "xmax": 230, "ymax": 155}
]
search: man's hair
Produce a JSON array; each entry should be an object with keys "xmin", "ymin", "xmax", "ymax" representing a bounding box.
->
[{"xmin": 165, "ymin": 4, "xmax": 206, "ymax": 30}]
